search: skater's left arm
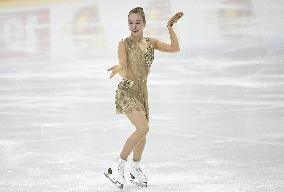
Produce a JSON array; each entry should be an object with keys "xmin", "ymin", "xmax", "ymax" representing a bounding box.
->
[{"xmin": 151, "ymin": 11, "xmax": 183, "ymax": 53}]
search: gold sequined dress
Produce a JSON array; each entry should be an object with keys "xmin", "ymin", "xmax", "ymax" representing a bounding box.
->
[{"xmin": 115, "ymin": 37, "xmax": 155, "ymax": 121}]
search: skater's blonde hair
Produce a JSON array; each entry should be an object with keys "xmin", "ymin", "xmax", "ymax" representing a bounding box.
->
[{"xmin": 128, "ymin": 7, "xmax": 146, "ymax": 24}]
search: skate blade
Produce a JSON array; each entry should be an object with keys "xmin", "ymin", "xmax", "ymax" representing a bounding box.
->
[
  {"xmin": 130, "ymin": 179, "xmax": 147, "ymax": 187},
  {"xmin": 104, "ymin": 172, "xmax": 124, "ymax": 189}
]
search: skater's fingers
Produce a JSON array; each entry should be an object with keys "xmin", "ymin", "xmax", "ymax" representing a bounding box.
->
[
  {"xmin": 107, "ymin": 66, "xmax": 114, "ymax": 71},
  {"xmin": 174, "ymin": 12, "xmax": 183, "ymax": 20},
  {"xmin": 110, "ymin": 71, "xmax": 116, "ymax": 79},
  {"xmin": 177, "ymin": 12, "xmax": 183, "ymax": 19},
  {"xmin": 168, "ymin": 12, "xmax": 183, "ymax": 27}
]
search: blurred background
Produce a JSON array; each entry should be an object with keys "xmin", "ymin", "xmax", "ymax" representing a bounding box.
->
[{"xmin": 0, "ymin": 0, "xmax": 283, "ymax": 191}]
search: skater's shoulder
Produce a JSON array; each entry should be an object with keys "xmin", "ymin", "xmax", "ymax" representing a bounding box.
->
[
  {"xmin": 118, "ymin": 38, "xmax": 125, "ymax": 45},
  {"xmin": 145, "ymin": 37, "xmax": 157, "ymax": 48},
  {"xmin": 120, "ymin": 37, "xmax": 135, "ymax": 49},
  {"xmin": 119, "ymin": 37, "xmax": 131, "ymax": 43},
  {"xmin": 118, "ymin": 38, "xmax": 129, "ymax": 50}
]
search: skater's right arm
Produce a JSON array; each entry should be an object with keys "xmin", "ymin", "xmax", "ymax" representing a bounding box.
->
[{"xmin": 107, "ymin": 40, "xmax": 128, "ymax": 79}]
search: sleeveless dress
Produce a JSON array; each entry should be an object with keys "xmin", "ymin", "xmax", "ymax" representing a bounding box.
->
[{"xmin": 115, "ymin": 37, "xmax": 155, "ymax": 121}]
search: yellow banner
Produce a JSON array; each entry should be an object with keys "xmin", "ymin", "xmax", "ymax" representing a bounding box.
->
[{"xmin": 0, "ymin": 0, "xmax": 80, "ymax": 7}]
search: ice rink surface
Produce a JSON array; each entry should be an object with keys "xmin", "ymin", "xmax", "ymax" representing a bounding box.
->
[{"xmin": 0, "ymin": 0, "xmax": 284, "ymax": 191}]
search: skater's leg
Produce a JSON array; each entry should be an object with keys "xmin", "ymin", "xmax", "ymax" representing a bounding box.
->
[
  {"xmin": 132, "ymin": 113, "xmax": 149, "ymax": 161},
  {"xmin": 129, "ymin": 137, "xmax": 149, "ymax": 187},
  {"xmin": 133, "ymin": 136, "xmax": 146, "ymax": 161},
  {"xmin": 120, "ymin": 110, "xmax": 149, "ymax": 160}
]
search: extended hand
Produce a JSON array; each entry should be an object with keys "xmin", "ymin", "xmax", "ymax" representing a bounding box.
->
[
  {"xmin": 167, "ymin": 11, "xmax": 184, "ymax": 27},
  {"xmin": 107, "ymin": 65, "xmax": 123, "ymax": 79}
]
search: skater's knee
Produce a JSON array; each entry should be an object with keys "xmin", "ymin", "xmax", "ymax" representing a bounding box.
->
[
  {"xmin": 145, "ymin": 125, "xmax": 149, "ymax": 134},
  {"xmin": 143, "ymin": 127, "xmax": 149, "ymax": 136},
  {"xmin": 139, "ymin": 124, "xmax": 149, "ymax": 136}
]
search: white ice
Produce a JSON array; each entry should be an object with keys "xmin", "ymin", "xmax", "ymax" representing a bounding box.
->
[{"xmin": 0, "ymin": 0, "xmax": 284, "ymax": 191}]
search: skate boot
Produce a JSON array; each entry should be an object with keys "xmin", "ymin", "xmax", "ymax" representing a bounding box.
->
[
  {"xmin": 104, "ymin": 157, "xmax": 126, "ymax": 189},
  {"xmin": 128, "ymin": 160, "xmax": 148, "ymax": 187}
]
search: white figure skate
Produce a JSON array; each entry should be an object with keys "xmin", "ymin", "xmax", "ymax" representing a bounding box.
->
[
  {"xmin": 104, "ymin": 157, "xmax": 126, "ymax": 189},
  {"xmin": 128, "ymin": 160, "xmax": 148, "ymax": 187}
]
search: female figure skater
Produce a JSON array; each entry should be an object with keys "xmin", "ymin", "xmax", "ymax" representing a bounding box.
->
[{"xmin": 105, "ymin": 7, "xmax": 183, "ymax": 189}]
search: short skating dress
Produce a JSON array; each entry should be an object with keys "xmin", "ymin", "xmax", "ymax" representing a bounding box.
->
[{"xmin": 115, "ymin": 37, "xmax": 155, "ymax": 121}]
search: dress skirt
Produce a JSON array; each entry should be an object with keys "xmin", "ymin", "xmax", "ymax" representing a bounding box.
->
[{"xmin": 115, "ymin": 78, "xmax": 148, "ymax": 120}]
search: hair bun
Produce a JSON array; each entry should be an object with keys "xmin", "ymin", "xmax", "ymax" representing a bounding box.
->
[
  {"xmin": 136, "ymin": 7, "xmax": 144, "ymax": 12},
  {"xmin": 128, "ymin": 7, "xmax": 146, "ymax": 23}
]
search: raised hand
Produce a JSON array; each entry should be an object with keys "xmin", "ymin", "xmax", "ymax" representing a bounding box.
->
[
  {"xmin": 167, "ymin": 11, "xmax": 184, "ymax": 28},
  {"xmin": 107, "ymin": 65, "xmax": 123, "ymax": 79}
]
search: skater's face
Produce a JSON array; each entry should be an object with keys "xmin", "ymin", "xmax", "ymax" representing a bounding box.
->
[{"xmin": 128, "ymin": 13, "xmax": 145, "ymax": 37}]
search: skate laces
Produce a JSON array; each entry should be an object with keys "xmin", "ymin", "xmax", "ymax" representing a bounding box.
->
[
  {"xmin": 132, "ymin": 163, "xmax": 146, "ymax": 177},
  {"xmin": 116, "ymin": 158, "xmax": 126, "ymax": 178},
  {"xmin": 118, "ymin": 164, "xmax": 125, "ymax": 178}
]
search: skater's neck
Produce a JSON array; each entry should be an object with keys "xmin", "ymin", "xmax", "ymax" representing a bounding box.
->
[{"xmin": 129, "ymin": 34, "xmax": 143, "ymax": 43}]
